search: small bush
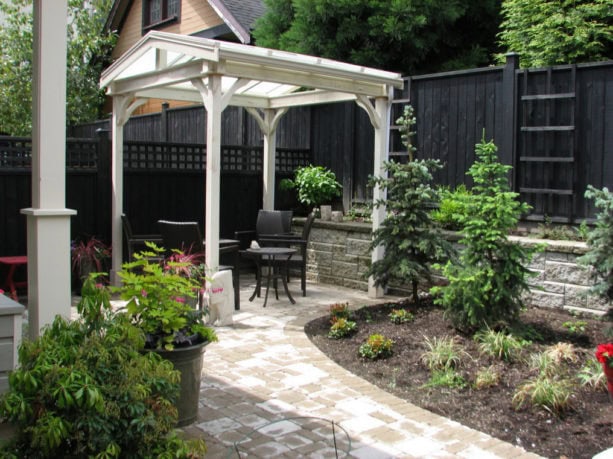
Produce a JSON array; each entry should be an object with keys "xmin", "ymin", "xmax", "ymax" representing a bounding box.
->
[
  {"xmin": 545, "ymin": 343, "xmax": 579, "ymax": 364},
  {"xmin": 528, "ymin": 351, "xmax": 561, "ymax": 378},
  {"xmin": 422, "ymin": 369, "xmax": 467, "ymax": 389},
  {"xmin": 359, "ymin": 334, "xmax": 394, "ymax": 360},
  {"xmin": 329, "ymin": 302, "xmax": 351, "ymax": 323},
  {"xmin": 577, "ymin": 357, "xmax": 607, "ymax": 391},
  {"xmin": 562, "ymin": 320, "xmax": 588, "ymax": 335},
  {"xmin": 474, "ymin": 366, "xmax": 501, "ymax": 389},
  {"xmin": 512, "ymin": 375, "xmax": 575, "ymax": 416},
  {"xmin": 388, "ymin": 308, "xmax": 414, "ymax": 324},
  {"xmin": 474, "ymin": 328, "xmax": 530, "ymax": 362},
  {"xmin": 328, "ymin": 318, "xmax": 357, "ymax": 339},
  {"xmin": 431, "ymin": 184, "xmax": 471, "ymax": 231},
  {"xmin": 420, "ymin": 336, "xmax": 468, "ymax": 371}
]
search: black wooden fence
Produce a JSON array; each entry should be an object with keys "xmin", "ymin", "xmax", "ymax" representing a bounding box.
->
[{"xmin": 0, "ymin": 133, "xmax": 310, "ymax": 256}]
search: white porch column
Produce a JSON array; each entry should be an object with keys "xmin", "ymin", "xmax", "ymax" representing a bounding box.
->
[
  {"xmin": 368, "ymin": 96, "xmax": 392, "ymax": 298},
  {"xmin": 110, "ymin": 95, "xmax": 146, "ymax": 285},
  {"xmin": 246, "ymin": 108, "xmax": 288, "ymax": 210},
  {"xmin": 21, "ymin": 0, "xmax": 76, "ymax": 339}
]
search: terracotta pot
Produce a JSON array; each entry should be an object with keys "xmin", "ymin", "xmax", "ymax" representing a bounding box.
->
[{"xmin": 603, "ymin": 362, "xmax": 613, "ymax": 402}]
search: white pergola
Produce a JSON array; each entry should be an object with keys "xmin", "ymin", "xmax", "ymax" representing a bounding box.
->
[{"xmin": 100, "ymin": 31, "xmax": 403, "ymax": 297}]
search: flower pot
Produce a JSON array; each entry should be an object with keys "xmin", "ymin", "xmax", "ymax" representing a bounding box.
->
[
  {"xmin": 603, "ymin": 363, "xmax": 613, "ymax": 402},
  {"xmin": 320, "ymin": 205, "xmax": 332, "ymax": 221},
  {"xmin": 154, "ymin": 341, "xmax": 208, "ymax": 426}
]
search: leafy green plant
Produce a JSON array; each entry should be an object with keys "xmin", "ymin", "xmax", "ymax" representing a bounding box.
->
[
  {"xmin": 388, "ymin": 308, "xmax": 414, "ymax": 324},
  {"xmin": 577, "ymin": 357, "xmax": 607, "ymax": 391},
  {"xmin": 533, "ymin": 216, "xmax": 586, "ymax": 242},
  {"xmin": 344, "ymin": 204, "xmax": 372, "ymax": 223},
  {"xmin": 280, "ymin": 165, "xmax": 342, "ymax": 208},
  {"xmin": 474, "ymin": 366, "xmax": 501, "ymax": 389},
  {"xmin": 562, "ymin": 320, "xmax": 588, "ymax": 335},
  {"xmin": 474, "ymin": 328, "xmax": 530, "ymax": 362},
  {"xmin": 512, "ymin": 375, "xmax": 575, "ymax": 416},
  {"xmin": 420, "ymin": 336, "xmax": 468, "ymax": 371},
  {"xmin": 328, "ymin": 318, "xmax": 357, "ymax": 339},
  {"xmin": 359, "ymin": 334, "xmax": 394, "ymax": 360},
  {"xmin": 422, "ymin": 369, "xmax": 467, "ymax": 389},
  {"xmin": 115, "ymin": 243, "xmax": 217, "ymax": 350},
  {"xmin": 431, "ymin": 184, "xmax": 472, "ymax": 231},
  {"xmin": 431, "ymin": 134, "xmax": 539, "ymax": 331},
  {"xmin": 0, "ymin": 274, "xmax": 206, "ymax": 458},
  {"xmin": 329, "ymin": 302, "xmax": 351, "ymax": 323},
  {"xmin": 367, "ymin": 105, "xmax": 454, "ymax": 303},
  {"xmin": 578, "ymin": 186, "xmax": 613, "ymax": 302}
]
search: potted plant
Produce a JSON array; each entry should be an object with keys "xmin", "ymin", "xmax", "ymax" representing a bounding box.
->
[
  {"xmin": 115, "ymin": 243, "xmax": 218, "ymax": 426},
  {"xmin": 281, "ymin": 165, "xmax": 342, "ymax": 219},
  {"xmin": 595, "ymin": 343, "xmax": 613, "ymax": 401},
  {"xmin": 0, "ymin": 274, "xmax": 206, "ymax": 456},
  {"xmin": 71, "ymin": 236, "xmax": 111, "ymax": 290}
]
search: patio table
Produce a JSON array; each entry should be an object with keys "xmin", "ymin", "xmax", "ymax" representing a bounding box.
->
[{"xmin": 246, "ymin": 247, "xmax": 296, "ymax": 308}]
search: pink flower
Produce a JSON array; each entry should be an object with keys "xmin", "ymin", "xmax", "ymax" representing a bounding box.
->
[
  {"xmin": 95, "ymin": 283, "xmax": 104, "ymax": 289},
  {"xmin": 174, "ymin": 296, "xmax": 185, "ymax": 304},
  {"xmin": 141, "ymin": 289, "xmax": 148, "ymax": 297}
]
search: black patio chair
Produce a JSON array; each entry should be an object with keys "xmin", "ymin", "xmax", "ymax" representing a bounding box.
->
[
  {"xmin": 121, "ymin": 214, "xmax": 163, "ymax": 262},
  {"xmin": 259, "ymin": 212, "xmax": 315, "ymax": 297},
  {"xmin": 157, "ymin": 220, "xmax": 240, "ymax": 310}
]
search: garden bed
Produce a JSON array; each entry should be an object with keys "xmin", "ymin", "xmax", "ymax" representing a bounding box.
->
[{"xmin": 304, "ymin": 300, "xmax": 612, "ymax": 459}]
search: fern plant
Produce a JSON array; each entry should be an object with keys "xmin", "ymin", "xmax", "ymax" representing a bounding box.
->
[{"xmin": 432, "ymin": 134, "xmax": 539, "ymax": 331}]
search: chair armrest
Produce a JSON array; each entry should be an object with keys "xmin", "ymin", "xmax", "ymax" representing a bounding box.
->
[
  {"xmin": 258, "ymin": 238, "xmax": 307, "ymax": 247},
  {"xmin": 233, "ymin": 230, "xmax": 256, "ymax": 249}
]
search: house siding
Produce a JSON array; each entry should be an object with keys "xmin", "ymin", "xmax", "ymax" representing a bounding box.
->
[{"xmin": 112, "ymin": 0, "xmax": 224, "ymax": 58}]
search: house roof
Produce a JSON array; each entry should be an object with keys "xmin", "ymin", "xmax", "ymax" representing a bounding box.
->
[
  {"xmin": 100, "ymin": 31, "xmax": 403, "ymax": 109},
  {"xmin": 207, "ymin": 0, "xmax": 265, "ymax": 44},
  {"xmin": 104, "ymin": 0, "xmax": 265, "ymax": 44}
]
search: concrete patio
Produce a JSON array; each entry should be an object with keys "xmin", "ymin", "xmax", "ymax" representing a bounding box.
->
[{"xmin": 180, "ymin": 275, "xmax": 542, "ymax": 458}]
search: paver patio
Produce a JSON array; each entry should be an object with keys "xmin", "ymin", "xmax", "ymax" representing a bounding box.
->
[{"xmin": 181, "ymin": 275, "xmax": 543, "ymax": 458}]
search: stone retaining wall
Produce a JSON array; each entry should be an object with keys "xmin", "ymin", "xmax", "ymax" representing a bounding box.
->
[{"xmin": 294, "ymin": 219, "xmax": 609, "ymax": 316}]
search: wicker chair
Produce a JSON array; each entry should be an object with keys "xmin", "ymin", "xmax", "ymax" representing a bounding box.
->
[
  {"xmin": 157, "ymin": 220, "xmax": 240, "ymax": 310},
  {"xmin": 121, "ymin": 214, "xmax": 162, "ymax": 262}
]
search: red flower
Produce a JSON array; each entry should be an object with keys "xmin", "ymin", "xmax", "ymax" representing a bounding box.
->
[{"xmin": 595, "ymin": 343, "xmax": 613, "ymax": 367}]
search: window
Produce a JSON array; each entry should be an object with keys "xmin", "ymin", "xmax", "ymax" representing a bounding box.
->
[{"xmin": 143, "ymin": 0, "xmax": 180, "ymax": 30}]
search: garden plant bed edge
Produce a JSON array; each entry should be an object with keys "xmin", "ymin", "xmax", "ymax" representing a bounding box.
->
[{"xmin": 304, "ymin": 300, "xmax": 612, "ymax": 459}]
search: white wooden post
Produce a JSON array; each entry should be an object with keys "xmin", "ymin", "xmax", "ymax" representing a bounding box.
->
[
  {"xmin": 368, "ymin": 96, "xmax": 392, "ymax": 298},
  {"xmin": 21, "ymin": 0, "xmax": 76, "ymax": 338}
]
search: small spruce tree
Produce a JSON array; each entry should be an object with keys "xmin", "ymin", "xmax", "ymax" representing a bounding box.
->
[
  {"xmin": 579, "ymin": 186, "xmax": 613, "ymax": 303},
  {"xmin": 367, "ymin": 105, "xmax": 453, "ymax": 303},
  {"xmin": 431, "ymin": 134, "xmax": 538, "ymax": 331}
]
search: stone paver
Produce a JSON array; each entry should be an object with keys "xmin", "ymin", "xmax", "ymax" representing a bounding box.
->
[{"xmin": 187, "ymin": 275, "xmax": 543, "ymax": 458}]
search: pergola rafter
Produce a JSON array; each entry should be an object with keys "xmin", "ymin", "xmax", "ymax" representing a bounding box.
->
[{"xmin": 100, "ymin": 31, "xmax": 403, "ymax": 297}]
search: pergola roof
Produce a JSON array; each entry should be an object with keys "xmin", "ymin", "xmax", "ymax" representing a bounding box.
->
[{"xmin": 100, "ymin": 31, "xmax": 403, "ymax": 108}]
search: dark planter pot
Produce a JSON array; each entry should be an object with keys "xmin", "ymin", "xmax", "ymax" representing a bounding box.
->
[
  {"xmin": 154, "ymin": 341, "xmax": 208, "ymax": 427},
  {"xmin": 603, "ymin": 363, "xmax": 613, "ymax": 402}
]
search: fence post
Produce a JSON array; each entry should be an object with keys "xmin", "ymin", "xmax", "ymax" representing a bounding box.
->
[
  {"xmin": 501, "ymin": 52, "xmax": 519, "ymax": 188},
  {"xmin": 161, "ymin": 102, "xmax": 169, "ymax": 142},
  {"xmin": 96, "ymin": 129, "xmax": 112, "ymax": 244}
]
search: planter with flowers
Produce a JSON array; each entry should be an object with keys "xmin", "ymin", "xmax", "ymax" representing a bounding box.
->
[
  {"xmin": 596, "ymin": 343, "xmax": 613, "ymax": 401},
  {"xmin": 115, "ymin": 243, "xmax": 217, "ymax": 426}
]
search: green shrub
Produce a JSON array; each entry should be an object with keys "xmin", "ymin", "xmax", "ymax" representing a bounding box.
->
[
  {"xmin": 422, "ymin": 369, "xmax": 467, "ymax": 389},
  {"xmin": 474, "ymin": 328, "xmax": 530, "ymax": 362},
  {"xmin": 0, "ymin": 275, "xmax": 206, "ymax": 458},
  {"xmin": 579, "ymin": 186, "xmax": 613, "ymax": 302},
  {"xmin": 388, "ymin": 308, "xmax": 414, "ymax": 324},
  {"xmin": 420, "ymin": 336, "xmax": 468, "ymax": 371},
  {"xmin": 280, "ymin": 165, "xmax": 342, "ymax": 208},
  {"xmin": 367, "ymin": 105, "xmax": 454, "ymax": 303},
  {"xmin": 328, "ymin": 318, "xmax": 357, "ymax": 339},
  {"xmin": 474, "ymin": 366, "xmax": 501, "ymax": 389},
  {"xmin": 512, "ymin": 375, "xmax": 575, "ymax": 416},
  {"xmin": 359, "ymin": 334, "xmax": 394, "ymax": 360},
  {"xmin": 431, "ymin": 184, "xmax": 471, "ymax": 231},
  {"xmin": 431, "ymin": 134, "xmax": 539, "ymax": 331}
]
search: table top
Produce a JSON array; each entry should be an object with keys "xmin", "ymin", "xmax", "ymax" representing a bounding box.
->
[{"xmin": 246, "ymin": 247, "xmax": 296, "ymax": 256}]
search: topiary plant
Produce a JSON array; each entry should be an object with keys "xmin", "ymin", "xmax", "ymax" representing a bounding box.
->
[
  {"xmin": 0, "ymin": 274, "xmax": 206, "ymax": 458},
  {"xmin": 431, "ymin": 133, "xmax": 539, "ymax": 332}
]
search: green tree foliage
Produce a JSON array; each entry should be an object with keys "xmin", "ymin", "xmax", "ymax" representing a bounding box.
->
[
  {"xmin": 431, "ymin": 135, "xmax": 538, "ymax": 332},
  {"xmin": 497, "ymin": 0, "xmax": 613, "ymax": 67},
  {"xmin": 0, "ymin": 0, "xmax": 116, "ymax": 135},
  {"xmin": 254, "ymin": 0, "xmax": 501, "ymax": 74},
  {"xmin": 367, "ymin": 106, "xmax": 453, "ymax": 303},
  {"xmin": 579, "ymin": 186, "xmax": 613, "ymax": 302}
]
